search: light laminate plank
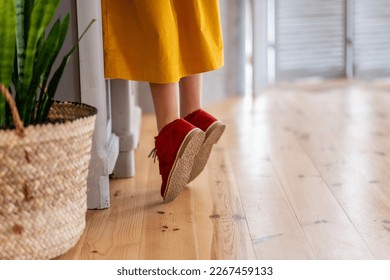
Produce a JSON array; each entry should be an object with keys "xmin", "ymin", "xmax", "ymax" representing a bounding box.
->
[
  {"xmin": 191, "ymin": 144, "xmax": 256, "ymax": 260},
  {"xmin": 220, "ymin": 97, "xmax": 315, "ymax": 259},
  {"xmin": 279, "ymin": 85, "xmax": 390, "ymax": 258},
  {"xmin": 261, "ymin": 89, "xmax": 373, "ymax": 259}
]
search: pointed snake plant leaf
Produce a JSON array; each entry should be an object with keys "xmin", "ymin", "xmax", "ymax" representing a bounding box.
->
[
  {"xmin": 22, "ymin": 0, "xmax": 60, "ymax": 91},
  {"xmin": 0, "ymin": 0, "xmax": 16, "ymax": 87},
  {"xmin": 34, "ymin": 16, "xmax": 70, "ymax": 123},
  {"xmin": 13, "ymin": 0, "xmax": 26, "ymax": 81},
  {"xmin": 39, "ymin": 19, "xmax": 96, "ymax": 122},
  {"xmin": 40, "ymin": 15, "xmax": 70, "ymax": 91},
  {"xmin": 0, "ymin": 0, "xmax": 16, "ymax": 126}
]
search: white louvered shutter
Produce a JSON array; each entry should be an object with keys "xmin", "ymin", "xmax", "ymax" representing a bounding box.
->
[
  {"xmin": 353, "ymin": 0, "xmax": 390, "ymax": 79},
  {"xmin": 275, "ymin": 0, "xmax": 346, "ymax": 81}
]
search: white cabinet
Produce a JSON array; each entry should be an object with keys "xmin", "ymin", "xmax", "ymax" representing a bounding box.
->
[{"xmin": 56, "ymin": 1, "xmax": 141, "ymax": 209}]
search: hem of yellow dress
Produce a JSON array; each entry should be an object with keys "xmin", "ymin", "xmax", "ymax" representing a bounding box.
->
[{"xmin": 104, "ymin": 50, "xmax": 224, "ymax": 84}]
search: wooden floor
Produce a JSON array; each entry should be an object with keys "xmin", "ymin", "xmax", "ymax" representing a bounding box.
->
[{"xmin": 58, "ymin": 81, "xmax": 390, "ymax": 260}]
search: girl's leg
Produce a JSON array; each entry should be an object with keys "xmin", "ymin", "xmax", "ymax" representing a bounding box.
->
[
  {"xmin": 149, "ymin": 82, "xmax": 179, "ymax": 132},
  {"xmin": 149, "ymin": 81, "xmax": 205, "ymax": 203},
  {"xmin": 179, "ymin": 74, "xmax": 202, "ymax": 118},
  {"xmin": 179, "ymin": 74, "xmax": 226, "ymax": 183}
]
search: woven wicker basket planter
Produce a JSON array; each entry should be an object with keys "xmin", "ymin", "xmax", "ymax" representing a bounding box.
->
[{"xmin": 0, "ymin": 100, "xmax": 97, "ymax": 260}]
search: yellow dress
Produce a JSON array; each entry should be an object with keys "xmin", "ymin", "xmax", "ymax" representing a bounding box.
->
[{"xmin": 101, "ymin": 0, "xmax": 224, "ymax": 84}]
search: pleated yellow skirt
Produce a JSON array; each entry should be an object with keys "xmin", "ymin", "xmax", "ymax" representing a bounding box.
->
[{"xmin": 101, "ymin": 0, "xmax": 224, "ymax": 84}]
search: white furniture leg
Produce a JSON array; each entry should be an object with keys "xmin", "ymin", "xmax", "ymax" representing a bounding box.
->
[
  {"xmin": 110, "ymin": 80, "xmax": 142, "ymax": 178},
  {"xmin": 76, "ymin": 0, "xmax": 119, "ymax": 209}
]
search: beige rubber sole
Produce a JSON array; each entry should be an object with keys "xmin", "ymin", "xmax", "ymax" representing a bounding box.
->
[
  {"xmin": 163, "ymin": 128, "xmax": 205, "ymax": 203},
  {"xmin": 188, "ymin": 121, "xmax": 226, "ymax": 183}
]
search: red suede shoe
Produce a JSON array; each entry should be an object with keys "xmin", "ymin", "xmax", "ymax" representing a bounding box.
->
[
  {"xmin": 151, "ymin": 119, "xmax": 205, "ymax": 202},
  {"xmin": 184, "ymin": 109, "xmax": 226, "ymax": 182}
]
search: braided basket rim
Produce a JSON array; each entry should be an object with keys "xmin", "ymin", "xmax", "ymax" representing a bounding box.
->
[{"xmin": 0, "ymin": 101, "xmax": 97, "ymax": 132}]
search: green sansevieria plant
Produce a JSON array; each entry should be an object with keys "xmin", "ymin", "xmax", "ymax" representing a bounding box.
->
[
  {"xmin": 0, "ymin": 0, "xmax": 94, "ymax": 128},
  {"xmin": 0, "ymin": 0, "xmax": 16, "ymax": 126}
]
